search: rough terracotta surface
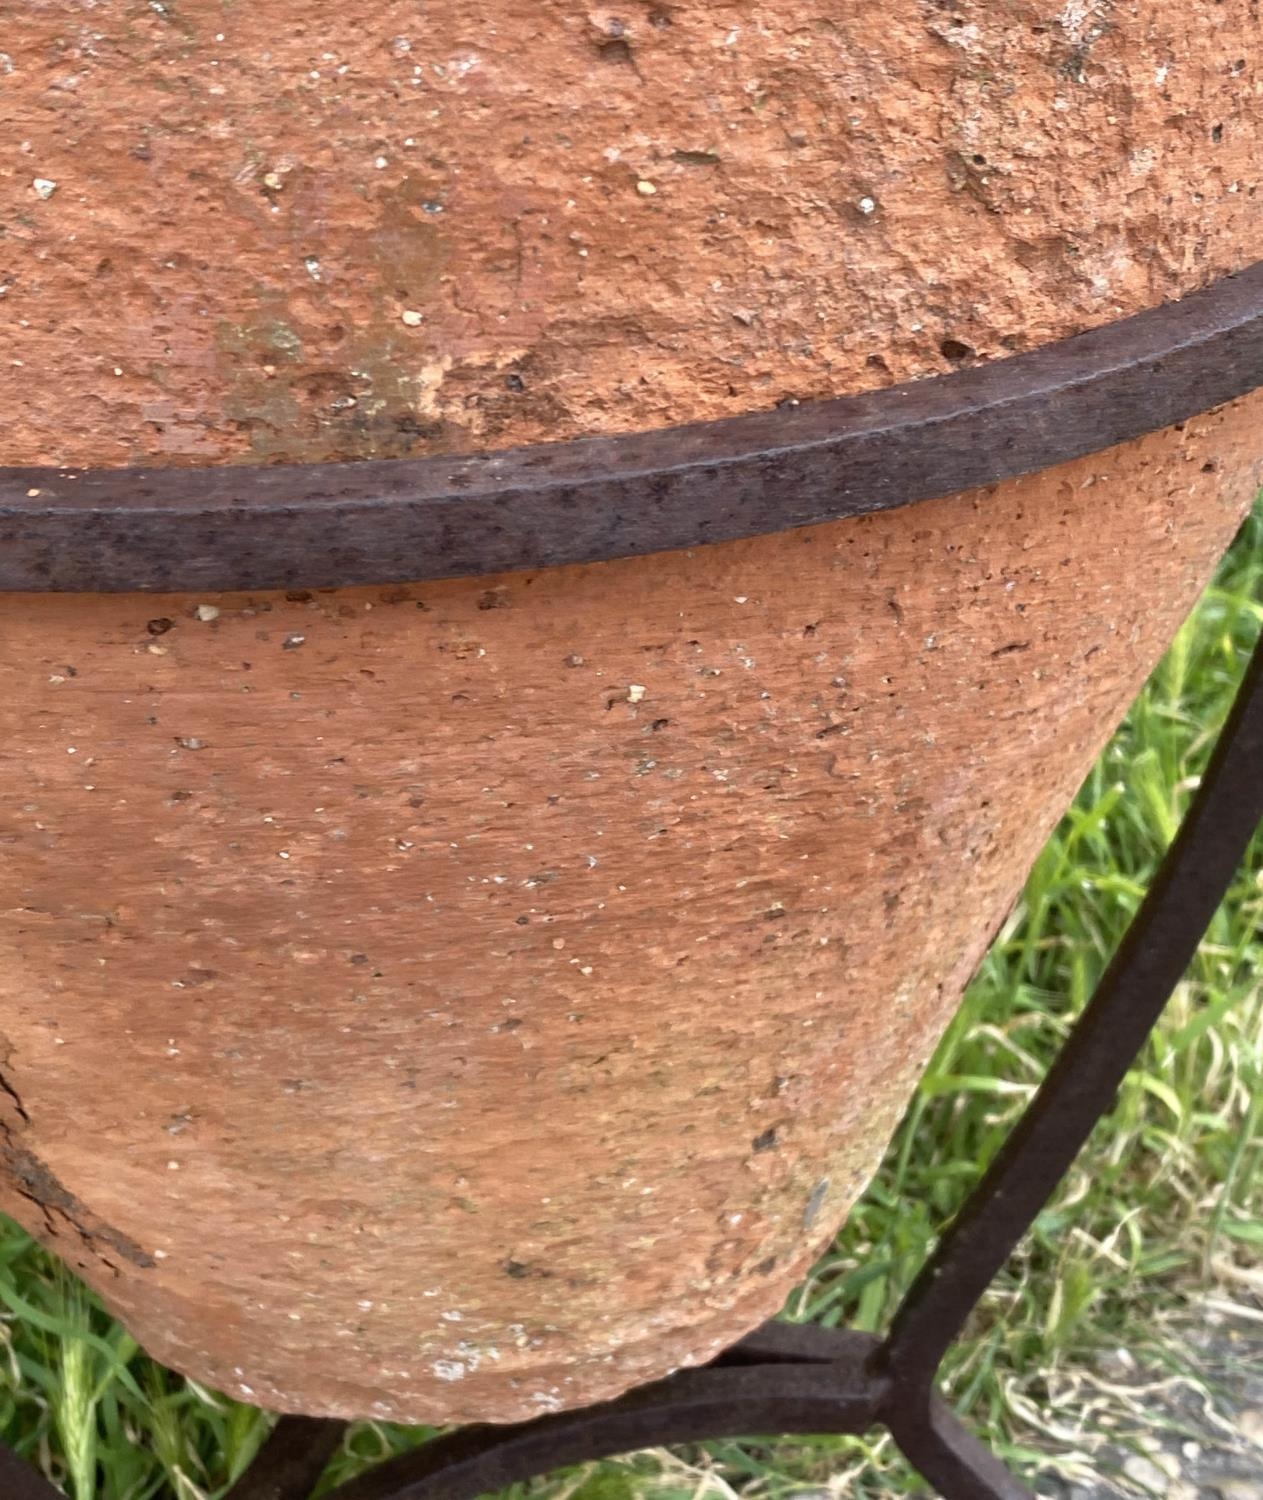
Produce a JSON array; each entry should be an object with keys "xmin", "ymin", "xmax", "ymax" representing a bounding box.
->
[
  {"xmin": 0, "ymin": 2, "xmax": 1260, "ymax": 468},
  {"xmin": 2, "ymin": 0, "xmax": 1262, "ymax": 1431},
  {"xmin": 1, "ymin": 396, "xmax": 1261, "ymax": 1422}
]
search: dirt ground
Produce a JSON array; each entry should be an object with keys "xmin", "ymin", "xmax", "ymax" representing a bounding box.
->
[{"xmin": 1037, "ymin": 1311, "xmax": 1263, "ymax": 1500}]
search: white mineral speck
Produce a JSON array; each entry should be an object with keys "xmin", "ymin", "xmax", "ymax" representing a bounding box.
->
[
  {"xmin": 433, "ymin": 1360, "xmax": 467, "ymax": 1381},
  {"xmin": 627, "ymin": 684, "xmax": 646, "ymax": 703},
  {"xmin": 401, "ymin": 309, "xmax": 424, "ymax": 326},
  {"xmin": 195, "ymin": 603, "xmax": 220, "ymax": 621},
  {"xmin": 858, "ymin": 196, "xmax": 877, "ymax": 215},
  {"xmin": 32, "ymin": 178, "xmax": 57, "ymax": 199}
]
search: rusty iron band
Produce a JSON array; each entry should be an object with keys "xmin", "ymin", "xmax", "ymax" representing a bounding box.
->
[{"xmin": 2, "ymin": 261, "xmax": 1263, "ymax": 593}]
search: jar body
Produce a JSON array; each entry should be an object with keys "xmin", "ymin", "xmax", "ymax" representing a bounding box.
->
[{"xmin": 1, "ymin": 2, "xmax": 1261, "ymax": 1424}]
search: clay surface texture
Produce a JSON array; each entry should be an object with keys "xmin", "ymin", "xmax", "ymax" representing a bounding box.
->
[
  {"xmin": 0, "ymin": 0, "xmax": 1261, "ymax": 1431},
  {"xmin": 0, "ymin": 2, "xmax": 1259, "ymax": 468},
  {"xmin": 2, "ymin": 399, "xmax": 1261, "ymax": 1420}
]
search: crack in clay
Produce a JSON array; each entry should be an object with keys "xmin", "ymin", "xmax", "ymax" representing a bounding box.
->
[
  {"xmin": 0, "ymin": 1053, "xmax": 155, "ymax": 1272},
  {"xmin": 0, "ymin": 1064, "xmax": 30, "ymax": 1127}
]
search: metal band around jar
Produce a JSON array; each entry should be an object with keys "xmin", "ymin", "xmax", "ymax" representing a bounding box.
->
[{"xmin": 2, "ymin": 260, "xmax": 1263, "ymax": 594}]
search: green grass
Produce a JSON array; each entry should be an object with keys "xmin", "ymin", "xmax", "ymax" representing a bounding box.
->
[{"xmin": 2, "ymin": 505, "xmax": 1261, "ymax": 1500}]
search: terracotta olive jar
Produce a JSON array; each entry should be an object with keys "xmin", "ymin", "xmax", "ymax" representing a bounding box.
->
[{"xmin": 1, "ymin": 3, "xmax": 1261, "ymax": 1426}]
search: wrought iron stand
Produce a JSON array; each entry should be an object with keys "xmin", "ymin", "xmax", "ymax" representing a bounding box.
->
[{"xmin": 3, "ymin": 265, "xmax": 1263, "ymax": 1498}]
